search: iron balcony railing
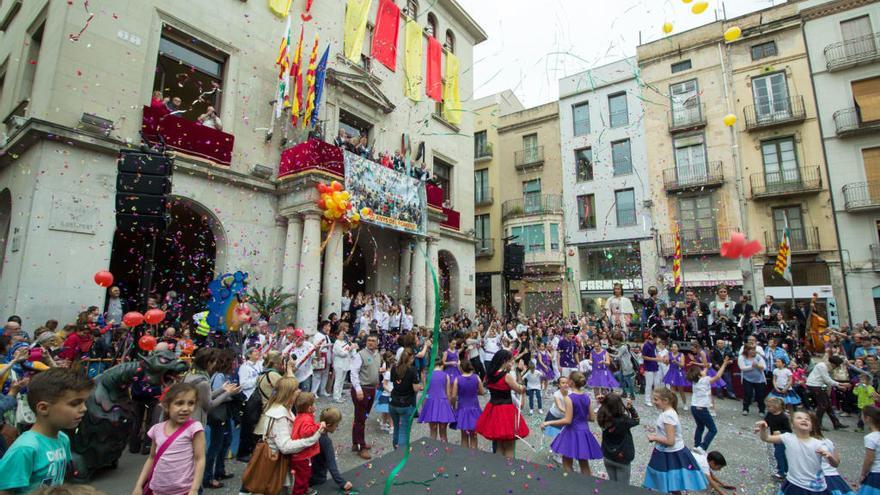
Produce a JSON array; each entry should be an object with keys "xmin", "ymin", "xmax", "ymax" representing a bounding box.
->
[
  {"xmin": 475, "ymin": 238, "xmax": 495, "ymax": 258},
  {"xmin": 668, "ymin": 103, "xmax": 707, "ymax": 132},
  {"xmin": 662, "ymin": 161, "xmax": 724, "ymax": 192},
  {"xmin": 750, "ymin": 166, "xmax": 822, "ymax": 199},
  {"xmin": 514, "ymin": 146, "xmax": 544, "ymax": 171},
  {"xmin": 502, "ymin": 194, "xmax": 564, "ymax": 222},
  {"xmin": 744, "ymin": 95, "xmax": 806, "ymax": 131},
  {"xmin": 843, "ymin": 181, "xmax": 880, "ymax": 211},
  {"xmin": 475, "ymin": 187, "xmax": 494, "ymax": 206},
  {"xmin": 659, "ymin": 226, "xmax": 740, "ymax": 257},
  {"xmin": 825, "ymin": 33, "xmax": 880, "ymax": 71},
  {"xmin": 475, "ymin": 144, "xmax": 493, "ymax": 160},
  {"xmin": 765, "ymin": 227, "xmax": 821, "ymax": 254},
  {"xmin": 833, "ymin": 107, "xmax": 880, "ymax": 137}
]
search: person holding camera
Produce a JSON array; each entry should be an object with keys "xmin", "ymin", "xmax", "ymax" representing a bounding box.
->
[{"xmin": 198, "ymin": 105, "xmax": 223, "ymax": 130}]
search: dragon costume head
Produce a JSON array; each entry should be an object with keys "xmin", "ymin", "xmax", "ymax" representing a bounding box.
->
[{"xmin": 138, "ymin": 349, "xmax": 189, "ymax": 388}]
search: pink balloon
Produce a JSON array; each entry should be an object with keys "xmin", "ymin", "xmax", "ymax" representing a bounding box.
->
[
  {"xmin": 740, "ymin": 240, "xmax": 763, "ymax": 258},
  {"xmin": 720, "ymin": 231, "xmax": 746, "ymax": 259}
]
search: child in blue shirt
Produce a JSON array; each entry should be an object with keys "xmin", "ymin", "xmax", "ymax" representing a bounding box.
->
[{"xmin": 0, "ymin": 368, "xmax": 92, "ymax": 493}]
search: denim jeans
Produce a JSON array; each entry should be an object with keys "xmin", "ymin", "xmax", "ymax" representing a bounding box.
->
[
  {"xmin": 690, "ymin": 406, "xmax": 717, "ymax": 450},
  {"xmin": 390, "ymin": 405, "xmax": 415, "ymax": 449},
  {"xmin": 298, "ymin": 375, "xmax": 313, "ymax": 392},
  {"xmin": 204, "ymin": 421, "xmax": 231, "ymax": 483},
  {"xmin": 527, "ymin": 389, "xmax": 542, "ymax": 410},
  {"xmin": 773, "ymin": 443, "xmax": 788, "ymax": 476},
  {"xmin": 615, "ymin": 372, "xmax": 636, "ymax": 398},
  {"xmin": 721, "ymin": 368, "xmax": 737, "ymax": 397}
]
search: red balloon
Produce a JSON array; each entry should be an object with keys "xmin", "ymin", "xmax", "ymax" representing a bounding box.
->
[
  {"xmin": 123, "ymin": 311, "xmax": 144, "ymax": 327},
  {"xmin": 138, "ymin": 335, "xmax": 157, "ymax": 352},
  {"xmin": 740, "ymin": 240, "xmax": 763, "ymax": 258},
  {"xmin": 144, "ymin": 309, "xmax": 166, "ymax": 325},
  {"xmin": 331, "ymin": 180, "xmax": 343, "ymax": 192},
  {"xmin": 316, "ymin": 198, "xmax": 326, "ymax": 209},
  {"xmin": 94, "ymin": 271, "xmax": 114, "ymax": 288},
  {"xmin": 720, "ymin": 231, "xmax": 746, "ymax": 259}
]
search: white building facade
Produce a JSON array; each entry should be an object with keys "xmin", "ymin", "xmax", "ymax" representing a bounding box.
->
[
  {"xmin": 558, "ymin": 58, "xmax": 657, "ymax": 314},
  {"xmin": 0, "ymin": 0, "xmax": 484, "ymax": 331}
]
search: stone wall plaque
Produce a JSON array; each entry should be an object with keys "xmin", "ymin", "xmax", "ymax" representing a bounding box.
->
[{"xmin": 49, "ymin": 193, "xmax": 96, "ymax": 235}]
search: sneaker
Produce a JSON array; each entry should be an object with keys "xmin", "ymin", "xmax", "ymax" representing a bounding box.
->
[
  {"xmin": 833, "ymin": 423, "xmax": 849, "ymax": 430},
  {"xmin": 692, "ymin": 447, "xmax": 706, "ymax": 456},
  {"xmin": 741, "ymin": 410, "xmax": 748, "ymax": 416},
  {"xmin": 307, "ymin": 489, "xmax": 318, "ymax": 495},
  {"xmin": 709, "ymin": 409, "xmax": 717, "ymax": 417},
  {"xmin": 529, "ymin": 409, "xmax": 534, "ymax": 415},
  {"xmin": 538, "ymin": 409, "xmax": 544, "ymax": 415}
]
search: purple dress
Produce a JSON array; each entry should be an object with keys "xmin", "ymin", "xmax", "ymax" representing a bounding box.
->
[
  {"xmin": 550, "ymin": 392, "xmax": 602, "ymax": 460},
  {"xmin": 663, "ymin": 352, "xmax": 690, "ymax": 387},
  {"xmin": 444, "ymin": 349, "xmax": 461, "ymax": 380},
  {"xmin": 586, "ymin": 349, "xmax": 619, "ymax": 388},
  {"xmin": 453, "ymin": 374, "xmax": 482, "ymax": 432},
  {"xmin": 698, "ymin": 350, "xmax": 726, "ymax": 388},
  {"xmin": 537, "ymin": 351, "xmax": 556, "ymax": 381},
  {"xmin": 418, "ymin": 370, "xmax": 456, "ymax": 423}
]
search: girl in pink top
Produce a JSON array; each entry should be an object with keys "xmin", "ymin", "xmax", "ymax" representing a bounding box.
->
[{"xmin": 133, "ymin": 383, "xmax": 206, "ymax": 495}]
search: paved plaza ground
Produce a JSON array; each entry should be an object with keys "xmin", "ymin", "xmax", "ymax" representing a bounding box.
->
[{"xmin": 91, "ymin": 387, "xmax": 866, "ymax": 494}]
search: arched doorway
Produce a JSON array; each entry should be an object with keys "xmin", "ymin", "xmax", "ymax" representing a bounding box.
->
[
  {"xmin": 0, "ymin": 189, "xmax": 10, "ymax": 282},
  {"xmin": 108, "ymin": 196, "xmax": 224, "ymax": 322},
  {"xmin": 438, "ymin": 250, "xmax": 459, "ymax": 316}
]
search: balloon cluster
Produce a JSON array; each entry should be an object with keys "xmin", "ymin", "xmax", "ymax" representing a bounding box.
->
[
  {"xmin": 721, "ymin": 231, "xmax": 763, "ymax": 259},
  {"xmin": 315, "ymin": 180, "xmax": 369, "ymax": 231}
]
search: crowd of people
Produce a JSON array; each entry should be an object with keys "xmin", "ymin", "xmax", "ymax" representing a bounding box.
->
[{"xmin": 4, "ymin": 283, "xmax": 880, "ymax": 494}]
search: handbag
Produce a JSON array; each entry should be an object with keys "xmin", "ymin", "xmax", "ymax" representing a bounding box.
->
[
  {"xmin": 242, "ymin": 418, "xmax": 289, "ymax": 495},
  {"xmin": 142, "ymin": 418, "xmax": 194, "ymax": 495}
]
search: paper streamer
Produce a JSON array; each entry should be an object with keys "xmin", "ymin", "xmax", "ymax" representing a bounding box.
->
[{"xmin": 383, "ymin": 245, "xmax": 441, "ymax": 495}]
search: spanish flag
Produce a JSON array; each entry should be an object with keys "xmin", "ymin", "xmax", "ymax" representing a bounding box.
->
[
  {"xmin": 672, "ymin": 231, "xmax": 683, "ymax": 294},
  {"xmin": 774, "ymin": 226, "xmax": 792, "ymax": 283},
  {"xmin": 443, "ymin": 52, "xmax": 461, "ymax": 124},
  {"xmin": 403, "ymin": 19, "xmax": 423, "ymax": 101},
  {"xmin": 343, "ymin": 0, "xmax": 373, "ymax": 63},
  {"xmin": 290, "ymin": 26, "xmax": 305, "ymax": 127},
  {"xmin": 302, "ymin": 35, "xmax": 320, "ymax": 128}
]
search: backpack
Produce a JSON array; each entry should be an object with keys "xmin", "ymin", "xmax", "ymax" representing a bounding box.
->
[{"xmin": 242, "ymin": 372, "xmax": 275, "ymax": 428}]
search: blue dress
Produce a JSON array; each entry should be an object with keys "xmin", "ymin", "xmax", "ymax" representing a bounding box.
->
[
  {"xmin": 586, "ymin": 349, "xmax": 619, "ymax": 388},
  {"xmin": 418, "ymin": 370, "xmax": 455, "ymax": 423},
  {"xmin": 549, "ymin": 392, "xmax": 602, "ymax": 460},
  {"xmin": 453, "ymin": 374, "xmax": 482, "ymax": 432}
]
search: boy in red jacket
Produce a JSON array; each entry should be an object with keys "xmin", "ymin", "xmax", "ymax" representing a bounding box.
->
[{"xmin": 290, "ymin": 392, "xmax": 324, "ymax": 495}]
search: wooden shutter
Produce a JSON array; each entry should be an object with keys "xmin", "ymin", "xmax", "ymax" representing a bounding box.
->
[{"xmin": 853, "ymin": 77, "xmax": 880, "ymax": 122}]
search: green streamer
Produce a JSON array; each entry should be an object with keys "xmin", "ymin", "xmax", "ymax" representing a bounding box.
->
[{"xmin": 383, "ymin": 245, "xmax": 442, "ymax": 495}]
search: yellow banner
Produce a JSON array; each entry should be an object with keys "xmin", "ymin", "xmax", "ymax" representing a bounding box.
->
[
  {"xmin": 343, "ymin": 0, "xmax": 373, "ymax": 63},
  {"xmin": 443, "ymin": 52, "xmax": 461, "ymax": 124},
  {"xmin": 268, "ymin": 0, "xmax": 292, "ymax": 17},
  {"xmin": 404, "ymin": 19, "xmax": 423, "ymax": 101}
]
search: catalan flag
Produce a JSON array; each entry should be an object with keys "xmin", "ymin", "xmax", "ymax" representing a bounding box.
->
[
  {"xmin": 774, "ymin": 225, "xmax": 792, "ymax": 283},
  {"xmin": 273, "ymin": 15, "xmax": 292, "ymax": 119},
  {"xmin": 301, "ymin": 35, "xmax": 320, "ymax": 128},
  {"xmin": 290, "ymin": 26, "xmax": 305, "ymax": 127},
  {"xmin": 672, "ymin": 230, "xmax": 683, "ymax": 294}
]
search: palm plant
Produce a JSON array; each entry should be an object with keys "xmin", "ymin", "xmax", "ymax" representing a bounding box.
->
[{"xmin": 249, "ymin": 286, "xmax": 296, "ymax": 321}]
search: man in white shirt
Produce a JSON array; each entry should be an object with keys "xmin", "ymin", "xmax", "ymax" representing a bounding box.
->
[
  {"xmin": 310, "ymin": 321, "xmax": 332, "ymax": 397},
  {"xmin": 332, "ymin": 329, "xmax": 358, "ymax": 403},
  {"xmin": 282, "ymin": 328, "xmax": 315, "ymax": 392},
  {"xmin": 806, "ymin": 355, "xmax": 850, "ymax": 430},
  {"xmin": 482, "ymin": 330, "xmax": 500, "ymax": 372}
]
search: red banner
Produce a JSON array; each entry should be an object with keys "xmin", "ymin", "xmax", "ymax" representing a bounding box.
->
[
  {"xmin": 372, "ymin": 0, "xmax": 400, "ymax": 71},
  {"xmin": 426, "ymin": 36, "xmax": 442, "ymax": 101}
]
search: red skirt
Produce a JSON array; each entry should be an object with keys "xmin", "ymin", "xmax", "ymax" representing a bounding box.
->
[{"xmin": 475, "ymin": 403, "xmax": 530, "ymax": 441}]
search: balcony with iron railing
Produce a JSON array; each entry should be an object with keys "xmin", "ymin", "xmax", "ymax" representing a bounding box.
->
[
  {"xmin": 475, "ymin": 143, "xmax": 494, "ymax": 162},
  {"xmin": 843, "ymin": 181, "xmax": 880, "ymax": 212},
  {"xmin": 514, "ymin": 146, "xmax": 544, "ymax": 172},
  {"xmin": 744, "ymin": 95, "xmax": 806, "ymax": 131},
  {"xmin": 659, "ymin": 226, "xmax": 740, "ymax": 257},
  {"xmin": 475, "ymin": 187, "xmax": 494, "ymax": 207},
  {"xmin": 872, "ymin": 244, "xmax": 880, "ymax": 271},
  {"xmin": 475, "ymin": 238, "xmax": 495, "ymax": 258},
  {"xmin": 825, "ymin": 33, "xmax": 880, "ymax": 71},
  {"xmin": 662, "ymin": 161, "xmax": 724, "ymax": 193},
  {"xmin": 502, "ymin": 194, "xmax": 564, "ymax": 222},
  {"xmin": 750, "ymin": 166, "xmax": 823, "ymax": 199},
  {"xmin": 833, "ymin": 107, "xmax": 880, "ymax": 137},
  {"xmin": 668, "ymin": 103, "xmax": 707, "ymax": 133},
  {"xmin": 765, "ymin": 227, "xmax": 821, "ymax": 255}
]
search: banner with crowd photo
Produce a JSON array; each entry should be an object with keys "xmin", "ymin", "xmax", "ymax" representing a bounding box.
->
[{"xmin": 344, "ymin": 151, "xmax": 427, "ymax": 235}]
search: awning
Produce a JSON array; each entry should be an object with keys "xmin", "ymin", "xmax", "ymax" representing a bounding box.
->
[{"xmin": 663, "ymin": 270, "xmax": 743, "ymax": 288}]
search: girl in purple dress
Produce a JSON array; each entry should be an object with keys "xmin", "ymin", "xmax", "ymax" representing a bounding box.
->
[
  {"xmin": 419, "ymin": 360, "xmax": 455, "ymax": 441},
  {"xmin": 663, "ymin": 342, "xmax": 690, "ymax": 406},
  {"xmin": 536, "ymin": 343, "xmax": 556, "ymax": 391},
  {"xmin": 586, "ymin": 340, "xmax": 619, "ymax": 395},
  {"xmin": 451, "ymin": 359, "xmax": 484, "ymax": 449},
  {"xmin": 542, "ymin": 371, "xmax": 602, "ymax": 475},
  {"xmin": 443, "ymin": 340, "xmax": 462, "ymax": 381}
]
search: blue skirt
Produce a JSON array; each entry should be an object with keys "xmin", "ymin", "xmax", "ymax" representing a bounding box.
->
[
  {"xmin": 643, "ymin": 448, "xmax": 708, "ymax": 492},
  {"xmin": 769, "ymin": 389, "xmax": 802, "ymax": 405},
  {"xmin": 543, "ymin": 411, "xmax": 563, "ymax": 439},
  {"xmin": 826, "ymin": 475, "xmax": 854, "ymax": 495},
  {"xmin": 859, "ymin": 473, "xmax": 880, "ymax": 495},
  {"xmin": 374, "ymin": 393, "xmax": 390, "ymax": 414},
  {"xmin": 779, "ymin": 480, "xmax": 830, "ymax": 495}
]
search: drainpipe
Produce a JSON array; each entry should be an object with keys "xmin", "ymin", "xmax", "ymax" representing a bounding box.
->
[
  {"xmin": 717, "ymin": 41, "xmax": 758, "ymax": 298},
  {"xmin": 802, "ymin": 24, "xmax": 853, "ymax": 326}
]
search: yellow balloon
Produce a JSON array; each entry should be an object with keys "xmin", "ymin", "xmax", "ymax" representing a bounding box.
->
[
  {"xmin": 351, "ymin": 213, "xmax": 360, "ymax": 222},
  {"xmin": 692, "ymin": 1, "xmax": 708, "ymax": 14},
  {"xmin": 323, "ymin": 209, "xmax": 334, "ymax": 220},
  {"xmin": 324, "ymin": 198, "xmax": 336, "ymax": 211},
  {"xmin": 340, "ymin": 191, "xmax": 351, "ymax": 200},
  {"xmin": 723, "ymin": 113, "xmax": 737, "ymax": 127},
  {"xmin": 682, "ymin": 0, "xmax": 693, "ymax": 3},
  {"xmin": 724, "ymin": 26, "xmax": 742, "ymax": 42},
  {"xmin": 360, "ymin": 207, "xmax": 372, "ymax": 217},
  {"xmin": 663, "ymin": 22, "xmax": 673, "ymax": 34}
]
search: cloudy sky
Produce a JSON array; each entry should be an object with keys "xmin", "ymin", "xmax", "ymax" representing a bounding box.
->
[{"xmin": 458, "ymin": 0, "xmax": 787, "ymax": 107}]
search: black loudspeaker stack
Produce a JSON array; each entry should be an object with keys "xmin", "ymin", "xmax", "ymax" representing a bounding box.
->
[
  {"xmin": 115, "ymin": 150, "xmax": 174, "ymax": 231},
  {"xmin": 504, "ymin": 243, "xmax": 525, "ymax": 280}
]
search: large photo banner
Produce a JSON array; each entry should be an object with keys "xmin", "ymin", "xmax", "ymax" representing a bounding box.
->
[{"xmin": 344, "ymin": 152, "xmax": 427, "ymax": 235}]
